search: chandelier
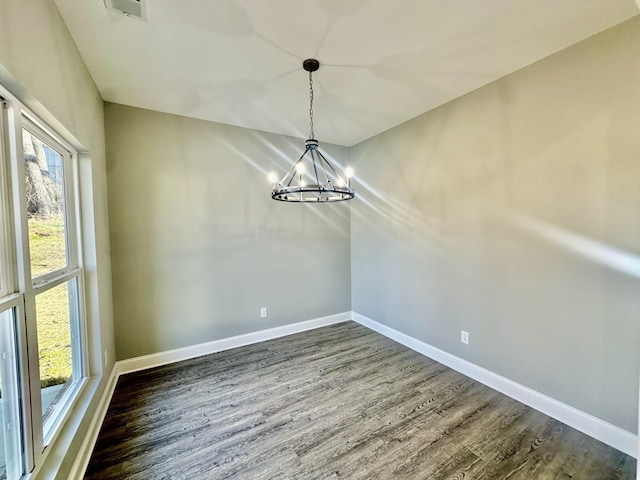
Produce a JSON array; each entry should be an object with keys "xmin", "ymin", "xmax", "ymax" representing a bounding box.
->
[{"xmin": 270, "ymin": 59, "xmax": 355, "ymax": 203}]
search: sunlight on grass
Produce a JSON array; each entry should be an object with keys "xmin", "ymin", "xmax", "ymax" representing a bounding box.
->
[
  {"xmin": 28, "ymin": 215, "xmax": 66, "ymax": 278},
  {"xmin": 35, "ymin": 283, "xmax": 72, "ymax": 385},
  {"xmin": 29, "ymin": 215, "xmax": 71, "ymax": 386}
]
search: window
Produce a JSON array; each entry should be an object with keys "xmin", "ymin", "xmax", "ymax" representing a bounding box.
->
[
  {"xmin": 0, "ymin": 88, "xmax": 88, "ymax": 478},
  {"xmin": 23, "ymin": 126, "xmax": 69, "ymax": 279},
  {"xmin": 0, "ymin": 300, "xmax": 25, "ymax": 480},
  {"xmin": 0, "ymin": 101, "xmax": 24, "ymax": 480},
  {"xmin": 21, "ymin": 120, "xmax": 85, "ymax": 441}
]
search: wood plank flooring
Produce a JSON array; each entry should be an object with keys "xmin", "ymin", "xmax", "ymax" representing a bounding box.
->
[{"xmin": 85, "ymin": 322, "xmax": 636, "ymax": 479}]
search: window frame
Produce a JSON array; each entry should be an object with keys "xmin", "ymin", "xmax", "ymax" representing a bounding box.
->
[
  {"xmin": 0, "ymin": 294, "xmax": 27, "ymax": 480},
  {"xmin": 17, "ymin": 114, "xmax": 89, "ymax": 449},
  {"xmin": 0, "ymin": 96, "xmax": 14, "ymax": 298},
  {"xmin": 0, "ymin": 84, "xmax": 90, "ymax": 475}
]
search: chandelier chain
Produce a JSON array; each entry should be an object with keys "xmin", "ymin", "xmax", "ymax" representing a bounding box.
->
[{"xmin": 309, "ymin": 71, "xmax": 314, "ymax": 139}]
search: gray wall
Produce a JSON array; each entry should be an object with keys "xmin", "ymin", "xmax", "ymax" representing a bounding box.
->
[
  {"xmin": 0, "ymin": 0, "xmax": 115, "ymax": 477},
  {"xmin": 105, "ymin": 103, "xmax": 351, "ymax": 360},
  {"xmin": 351, "ymin": 17, "xmax": 640, "ymax": 433}
]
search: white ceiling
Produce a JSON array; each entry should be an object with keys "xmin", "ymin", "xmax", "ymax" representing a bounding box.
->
[{"xmin": 54, "ymin": 0, "xmax": 638, "ymax": 147}]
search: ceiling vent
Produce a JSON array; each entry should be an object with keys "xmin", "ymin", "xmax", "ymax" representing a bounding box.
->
[{"xmin": 104, "ymin": 0, "xmax": 146, "ymax": 21}]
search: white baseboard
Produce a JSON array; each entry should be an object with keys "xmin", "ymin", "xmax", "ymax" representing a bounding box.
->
[
  {"xmin": 72, "ymin": 309, "xmax": 636, "ymax": 480},
  {"xmin": 352, "ymin": 311, "xmax": 638, "ymax": 458},
  {"xmin": 116, "ymin": 311, "xmax": 352, "ymax": 375},
  {"xmin": 68, "ymin": 366, "xmax": 119, "ymax": 479}
]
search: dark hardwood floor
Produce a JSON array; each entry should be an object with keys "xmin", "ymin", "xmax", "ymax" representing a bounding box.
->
[{"xmin": 86, "ymin": 322, "xmax": 636, "ymax": 479}]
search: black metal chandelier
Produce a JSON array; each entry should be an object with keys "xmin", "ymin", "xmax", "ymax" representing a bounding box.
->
[{"xmin": 270, "ymin": 59, "xmax": 355, "ymax": 203}]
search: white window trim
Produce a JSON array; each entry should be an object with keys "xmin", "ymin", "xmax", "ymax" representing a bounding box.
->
[{"xmin": 0, "ymin": 96, "xmax": 16, "ymax": 299}]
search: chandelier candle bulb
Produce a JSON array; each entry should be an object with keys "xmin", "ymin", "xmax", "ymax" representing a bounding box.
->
[{"xmin": 344, "ymin": 167, "xmax": 354, "ymax": 187}]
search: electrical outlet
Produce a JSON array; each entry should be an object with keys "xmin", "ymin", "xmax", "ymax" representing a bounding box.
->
[
  {"xmin": 104, "ymin": 349, "xmax": 108, "ymax": 366},
  {"xmin": 461, "ymin": 330, "xmax": 469, "ymax": 345},
  {"xmin": 260, "ymin": 307, "xmax": 268, "ymax": 318}
]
